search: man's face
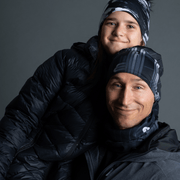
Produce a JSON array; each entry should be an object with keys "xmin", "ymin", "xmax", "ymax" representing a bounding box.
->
[
  {"xmin": 101, "ymin": 11, "xmax": 144, "ymax": 55},
  {"xmin": 106, "ymin": 73, "xmax": 154, "ymax": 129}
]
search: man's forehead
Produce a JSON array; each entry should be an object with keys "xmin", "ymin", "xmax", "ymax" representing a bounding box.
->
[{"xmin": 110, "ymin": 72, "xmax": 144, "ymax": 82}]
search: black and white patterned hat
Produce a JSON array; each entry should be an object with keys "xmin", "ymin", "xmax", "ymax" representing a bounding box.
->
[
  {"xmin": 107, "ymin": 46, "xmax": 163, "ymax": 101},
  {"xmin": 99, "ymin": 0, "xmax": 151, "ymax": 44}
]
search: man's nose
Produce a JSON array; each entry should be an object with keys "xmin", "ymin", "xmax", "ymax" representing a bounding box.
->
[{"xmin": 119, "ymin": 88, "xmax": 132, "ymax": 106}]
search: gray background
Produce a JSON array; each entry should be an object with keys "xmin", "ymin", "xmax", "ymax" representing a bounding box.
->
[{"xmin": 1, "ymin": 0, "xmax": 180, "ymax": 137}]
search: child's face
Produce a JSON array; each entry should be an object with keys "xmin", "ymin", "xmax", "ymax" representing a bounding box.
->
[{"xmin": 101, "ymin": 11, "xmax": 144, "ymax": 55}]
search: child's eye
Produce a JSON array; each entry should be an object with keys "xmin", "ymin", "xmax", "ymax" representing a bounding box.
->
[{"xmin": 127, "ymin": 25, "xmax": 134, "ymax": 29}]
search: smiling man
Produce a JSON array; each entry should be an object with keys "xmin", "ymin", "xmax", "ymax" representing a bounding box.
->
[
  {"xmin": 106, "ymin": 72, "xmax": 154, "ymax": 129},
  {"xmin": 78, "ymin": 46, "xmax": 180, "ymax": 180},
  {"xmin": 98, "ymin": 46, "xmax": 180, "ymax": 179}
]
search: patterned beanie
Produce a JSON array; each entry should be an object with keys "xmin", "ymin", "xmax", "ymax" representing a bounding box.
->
[
  {"xmin": 107, "ymin": 46, "xmax": 163, "ymax": 101},
  {"xmin": 99, "ymin": 0, "xmax": 151, "ymax": 44}
]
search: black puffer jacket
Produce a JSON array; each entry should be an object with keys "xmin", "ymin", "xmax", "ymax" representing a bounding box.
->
[{"xmin": 0, "ymin": 36, "xmax": 105, "ymax": 179}]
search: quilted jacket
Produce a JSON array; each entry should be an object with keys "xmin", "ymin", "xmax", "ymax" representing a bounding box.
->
[{"xmin": 0, "ymin": 36, "xmax": 106, "ymax": 179}]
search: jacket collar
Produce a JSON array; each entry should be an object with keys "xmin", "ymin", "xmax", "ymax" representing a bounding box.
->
[
  {"xmin": 143, "ymin": 122, "xmax": 180, "ymax": 152},
  {"xmin": 71, "ymin": 35, "xmax": 99, "ymax": 61}
]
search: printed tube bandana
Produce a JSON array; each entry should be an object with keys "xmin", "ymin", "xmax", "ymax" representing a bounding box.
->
[
  {"xmin": 107, "ymin": 46, "xmax": 163, "ymax": 101},
  {"xmin": 99, "ymin": 0, "xmax": 151, "ymax": 44}
]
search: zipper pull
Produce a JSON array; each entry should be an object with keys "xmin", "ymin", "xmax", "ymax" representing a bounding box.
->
[{"xmin": 105, "ymin": 168, "xmax": 114, "ymax": 177}]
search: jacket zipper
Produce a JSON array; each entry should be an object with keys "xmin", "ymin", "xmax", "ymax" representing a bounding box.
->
[
  {"xmin": 96, "ymin": 161, "xmax": 116, "ymax": 180},
  {"xmin": 85, "ymin": 151, "xmax": 95, "ymax": 180},
  {"xmin": 96, "ymin": 149, "xmax": 155, "ymax": 180},
  {"xmin": 14, "ymin": 128, "xmax": 43, "ymax": 157},
  {"xmin": 63, "ymin": 113, "xmax": 96, "ymax": 160}
]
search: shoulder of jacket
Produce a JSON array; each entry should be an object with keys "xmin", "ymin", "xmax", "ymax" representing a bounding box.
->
[
  {"xmin": 54, "ymin": 48, "xmax": 87, "ymax": 60},
  {"xmin": 52, "ymin": 48, "xmax": 92, "ymax": 71}
]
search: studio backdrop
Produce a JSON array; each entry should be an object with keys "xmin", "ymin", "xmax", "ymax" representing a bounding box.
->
[{"xmin": 1, "ymin": 0, "xmax": 180, "ymax": 137}]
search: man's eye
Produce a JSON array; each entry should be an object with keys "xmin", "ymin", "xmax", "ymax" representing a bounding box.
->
[
  {"xmin": 135, "ymin": 86, "xmax": 142, "ymax": 89},
  {"xmin": 115, "ymin": 84, "xmax": 121, "ymax": 88},
  {"xmin": 107, "ymin": 22, "xmax": 116, "ymax": 26}
]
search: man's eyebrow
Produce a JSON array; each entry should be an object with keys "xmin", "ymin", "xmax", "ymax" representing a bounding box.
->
[
  {"xmin": 110, "ymin": 76, "xmax": 120, "ymax": 81},
  {"xmin": 105, "ymin": 17, "xmax": 117, "ymax": 21},
  {"xmin": 110, "ymin": 76, "xmax": 144, "ymax": 82},
  {"xmin": 132, "ymin": 78, "xmax": 144, "ymax": 82}
]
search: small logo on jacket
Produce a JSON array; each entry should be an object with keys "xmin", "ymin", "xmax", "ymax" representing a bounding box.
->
[{"xmin": 142, "ymin": 127, "xmax": 150, "ymax": 133}]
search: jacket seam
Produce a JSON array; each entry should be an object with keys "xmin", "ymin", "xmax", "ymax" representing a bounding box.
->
[{"xmin": 151, "ymin": 161, "xmax": 170, "ymax": 179}]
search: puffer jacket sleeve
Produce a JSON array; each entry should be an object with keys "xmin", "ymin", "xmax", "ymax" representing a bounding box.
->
[{"xmin": 0, "ymin": 50, "xmax": 66, "ymax": 179}]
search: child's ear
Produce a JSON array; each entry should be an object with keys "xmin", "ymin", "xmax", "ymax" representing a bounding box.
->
[
  {"xmin": 141, "ymin": 39, "xmax": 145, "ymax": 46},
  {"xmin": 141, "ymin": 40, "xmax": 145, "ymax": 46}
]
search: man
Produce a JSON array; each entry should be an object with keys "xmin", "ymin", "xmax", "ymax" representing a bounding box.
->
[{"xmin": 81, "ymin": 46, "xmax": 180, "ymax": 179}]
